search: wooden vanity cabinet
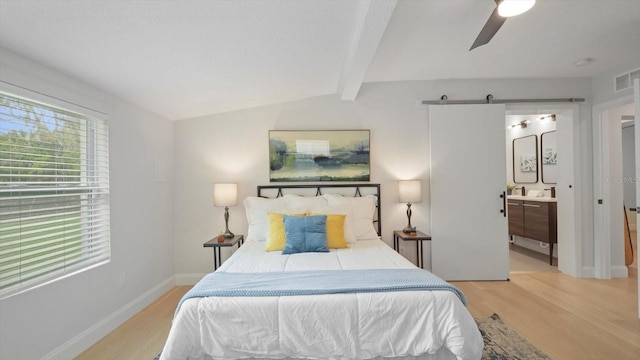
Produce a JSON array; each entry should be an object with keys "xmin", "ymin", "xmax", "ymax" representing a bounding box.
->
[
  {"xmin": 507, "ymin": 200, "xmax": 525, "ymax": 237},
  {"xmin": 507, "ymin": 199, "xmax": 557, "ymax": 265},
  {"xmin": 523, "ymin": 201, "xmax": 557, "ymax": 243}
]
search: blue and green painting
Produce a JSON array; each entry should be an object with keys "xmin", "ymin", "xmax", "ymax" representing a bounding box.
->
[{"xmin": 269, "ymin": 130, "xmax": 370, "ymax": 182}]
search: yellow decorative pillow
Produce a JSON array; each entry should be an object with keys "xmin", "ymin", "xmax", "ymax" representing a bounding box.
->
[
  {"xmin": 265, "ymin": 212, "xmax": 306, "ymax": 251},
  {"xmin": 322, "ymin": 214, "xmax": 349, "ymax": 249}
]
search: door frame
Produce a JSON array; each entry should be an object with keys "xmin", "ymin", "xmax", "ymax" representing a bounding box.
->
[
  {"xmin": 506, "ymin": 103, "xmax": 582, "ymax": 277},
  {"xmin": 593, "ymin": 94, "xmax": 634, "ymax": 279}
]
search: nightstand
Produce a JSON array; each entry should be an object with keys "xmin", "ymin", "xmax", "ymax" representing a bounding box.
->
[
  {"xmin": 393, "ymin": 230, "xmax": 431, "ymax": 269},
  {"xmin": 203, "ymin": 234, "xmax": 244, "ymax": 270}
]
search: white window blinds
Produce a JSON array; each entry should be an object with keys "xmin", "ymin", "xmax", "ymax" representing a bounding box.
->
[{"xmin": 0, "ymin": 90, "xmax": 110, "ymax": 298}]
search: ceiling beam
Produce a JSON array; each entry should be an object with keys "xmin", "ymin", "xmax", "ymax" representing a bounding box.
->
[{"xmin": 338, "ymin": 0, "xmax": 397, "ymax": 101}]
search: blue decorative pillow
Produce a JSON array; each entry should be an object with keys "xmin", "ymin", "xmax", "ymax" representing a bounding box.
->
[
  {"xmin": 303, "ymin": 215, "xmax": 329, "ymax": 252},
  {"xmin": 282, "ymin": 215, "xmax": 307, "ymax": 254},
  {"xmin": 282, "ymin": 215, "xmax": 329, "ymax": 254}
]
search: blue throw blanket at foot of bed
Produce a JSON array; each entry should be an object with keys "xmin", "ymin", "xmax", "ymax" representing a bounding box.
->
[{"xmin": 176, "ymin": 268, "xmax": 467, "ymax": 313}]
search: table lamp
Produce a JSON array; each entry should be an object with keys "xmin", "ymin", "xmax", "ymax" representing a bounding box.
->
[
  {"xmin": 214, "ymin": 183, "xmax": 237, "ymax": 238},
  {"xmin": 399, "ymin": 180, "xmax": 421, "ymax": 233}
]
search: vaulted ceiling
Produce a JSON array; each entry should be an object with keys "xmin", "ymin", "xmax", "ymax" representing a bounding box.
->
[{"xmin": 1, "ymin": 0, "xmax": 639, "ymax": 120}]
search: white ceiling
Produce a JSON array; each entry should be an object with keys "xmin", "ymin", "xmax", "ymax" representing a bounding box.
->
[{"xmin": 1, "ymin": 0, "xmax": 639, "ymax": 120}]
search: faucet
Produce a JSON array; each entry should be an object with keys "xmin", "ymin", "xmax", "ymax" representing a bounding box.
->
[
  {"xmin": 515, "ymin": 186, "xmax": 526, "ymax": 196},
  {"xmin": 544, "ymin": 186, "xmax": 556, "ymax": 198}
]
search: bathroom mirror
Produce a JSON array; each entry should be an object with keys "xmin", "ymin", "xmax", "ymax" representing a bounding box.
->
[
  {"xmin": 541, "ymin": 131, "xmax": 557, "ymax": 184},
  {"xmin": 512, "ymin": 135, "xmax": 538, "ymax": 183}
]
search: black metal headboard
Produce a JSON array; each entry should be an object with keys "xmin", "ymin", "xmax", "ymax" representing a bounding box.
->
[{"xmin": 257, "ymin": 184, "xmax": 381, "ymax": 236}]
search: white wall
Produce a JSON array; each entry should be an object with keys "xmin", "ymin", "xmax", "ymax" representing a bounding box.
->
[
  {"xmin": 174, "ymin": 91, "xmax": 430, "ymax": 278},
  {"xmin": 174, "ymin": 78, "xmax": 593, "ymax": 279},
  {"xmin": 0, "ymin": 48, "xmax": 175, "ymax": 359}
]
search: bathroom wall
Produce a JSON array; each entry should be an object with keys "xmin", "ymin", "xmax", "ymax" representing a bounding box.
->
[{"xmin": 505, "ymin": 114, "xmax": 557, "ymax": 195}]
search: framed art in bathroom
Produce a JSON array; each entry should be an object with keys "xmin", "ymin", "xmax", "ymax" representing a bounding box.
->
[
  {"xmin": 512, "ymin": 134, "xmax": 538, "ymax": 183},
  {"xmin": 268, "ymin": 130, "xmax": 370, "ymax": 182},
  {"xmin": 541, "ymin": 130, "xmax": 557, "ymax": 184}
]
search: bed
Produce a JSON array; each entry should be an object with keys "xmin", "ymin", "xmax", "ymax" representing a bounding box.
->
[{"xmin": 160, "ymin": 184, "xmax": 483, "ymax": 360}]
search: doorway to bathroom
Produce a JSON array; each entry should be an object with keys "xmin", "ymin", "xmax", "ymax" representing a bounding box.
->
[{"xmin": 504, "ymin": 105, "xmax": 579, "ymax": 275}]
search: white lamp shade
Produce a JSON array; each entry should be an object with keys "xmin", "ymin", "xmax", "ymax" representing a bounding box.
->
[
  {"xmin": 214, "ymin": 183, "xmax": 238, "ymax": 207},
  {"xmin": 399, "ymin": 180, "xmax": 422, "ymax": 204},
  {"xmin": 498, "ymin": 0, "xmax": 535, "ymax": 17}
]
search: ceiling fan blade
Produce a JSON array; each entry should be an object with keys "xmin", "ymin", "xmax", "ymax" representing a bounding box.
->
[{"xmin": 469, "ymin": 7, "xmax": 507, "ymax": 51}]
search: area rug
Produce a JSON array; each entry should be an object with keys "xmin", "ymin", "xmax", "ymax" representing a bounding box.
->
[
  {"xmin": 154, "ymin": 313, "xmax": 551, "ymax": 360},
  {"xmin": 477, "ymin": 313, "xmax": 551, "ymax": 360}
]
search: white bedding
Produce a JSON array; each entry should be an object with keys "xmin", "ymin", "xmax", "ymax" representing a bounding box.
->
[{"xmin": 160, "ymin": 239, "xmax": 483, "ymax": 360}]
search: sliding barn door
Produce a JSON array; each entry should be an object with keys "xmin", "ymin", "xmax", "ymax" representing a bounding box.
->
[{"xmin": 430, "ymin": 104, "xmax": 509, "ymax": 280}]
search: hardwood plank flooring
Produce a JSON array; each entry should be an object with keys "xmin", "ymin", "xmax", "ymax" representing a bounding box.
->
[
  {"xmin": 77, "ymin": 267, "xmax": 639, "ymax": 360},
  {"xmin": 75, "ymin": 286, "xmax": 191, "ymax": 360},
  {"xmin": 509, "ymin": 244, "xmax": 559, "ymax": 272},
  {"xmin": 455, "ymin": 271, "xmax": 639, "ymax": 360}
]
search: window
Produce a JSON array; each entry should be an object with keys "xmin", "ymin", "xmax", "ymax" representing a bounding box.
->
[{"xmin": 0, "ymin": 90, "xmax": 110, "ymax": 298}]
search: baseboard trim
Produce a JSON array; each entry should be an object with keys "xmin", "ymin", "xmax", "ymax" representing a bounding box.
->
[
  {"xmin": 581, "ymin": 266, "xmax": 595, "ymax": 278},
  {"xmin": 611, "ymin": 265, "xmax": 629, "ymax": 278},
  {"xmin": 581, "ymin": 265, "xmax": 629, "ymax": 279},
  {"xmin": 175, "ymin": 273, "xmax": 206, "ymax": 285},
  {"xmin": 42, "ymin": 276, "xmax": 175, "ymax": 360}
]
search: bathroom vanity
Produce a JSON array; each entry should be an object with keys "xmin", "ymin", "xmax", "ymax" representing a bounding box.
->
[{"xmin": 507, "ymin": 195, "xmax": 557, "ymax": 265}]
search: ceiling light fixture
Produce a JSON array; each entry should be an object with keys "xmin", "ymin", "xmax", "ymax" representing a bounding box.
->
[{"xmin": 498, "ymin": 0, "xmax": 536, "ymax": 17}]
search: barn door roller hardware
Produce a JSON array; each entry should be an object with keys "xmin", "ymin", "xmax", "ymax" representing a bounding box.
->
[{"xmin": 422, "ymin": 94, "xmax": 585, "ymax": 105}]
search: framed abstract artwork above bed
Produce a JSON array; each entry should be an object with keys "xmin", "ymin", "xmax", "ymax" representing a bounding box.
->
[{"xmin": 269, "ymin": 130, "xmax": 370, "ymax": 182}]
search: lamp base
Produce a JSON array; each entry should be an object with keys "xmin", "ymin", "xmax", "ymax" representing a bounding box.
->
[
  {"xmin": 222, "ymin": 206, "xmax": 234, "ymax": 238},
  {"xmin": 403, "ymin": 203, "xmax": 414, "ymax": 233}
]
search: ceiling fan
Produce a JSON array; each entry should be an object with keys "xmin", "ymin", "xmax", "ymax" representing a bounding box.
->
[{"xmin": 469, "ymin": 0, "xmax": 536, "ymax": 51}]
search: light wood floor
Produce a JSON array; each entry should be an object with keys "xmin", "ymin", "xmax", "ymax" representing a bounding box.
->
[
  {"xmin": 77, "ymin": 258, "xmax": 639, "ymax": 360},
  {"xmin": 509, "ymin": 244, "xmax": 559, "ymax": 273}
]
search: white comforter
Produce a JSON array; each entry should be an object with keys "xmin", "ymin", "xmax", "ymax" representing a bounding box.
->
[{"xmin": 160, "ymin": 239, "xmax": 483, "ymax": 360}]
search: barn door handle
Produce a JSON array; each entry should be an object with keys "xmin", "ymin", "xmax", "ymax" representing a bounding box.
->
[{"xmin": 499, "ymin": 191, "xmax": 506, "ymax": 217}]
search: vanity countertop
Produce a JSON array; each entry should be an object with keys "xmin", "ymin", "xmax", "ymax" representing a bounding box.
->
[{"xmin": 507, "ymin": 195, "xmax": 557, "ymax": 202}]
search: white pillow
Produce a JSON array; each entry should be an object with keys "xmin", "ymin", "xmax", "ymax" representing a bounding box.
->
[
  {"xmin": 243, "ymin": 196, "xmax": 287, "ymax": 241},
  {"xmin": 323, "ymin": 194, "xmax": 379, "ymax": 240},
  {"xmin": 310, "ymin": 205, "xmax": 357, "ymax": 243},
  {"xmin": 283, "ymin": 194, "xmax": 328, "ymax": 211}
]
